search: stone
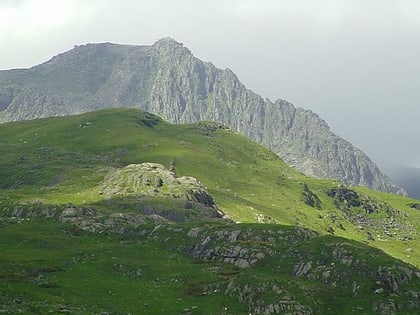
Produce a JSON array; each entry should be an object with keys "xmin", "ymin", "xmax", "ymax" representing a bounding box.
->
[
  {"xmin": 293, "ymin": 262, "xmax": 312, "ymax": 276},
  {"xmin": 0, "ymin": 39, "xmax": 405, "ymax": 195},
  {"xmin": 99, "ymin": 163, "xmax": 218, "ymax": 208}
]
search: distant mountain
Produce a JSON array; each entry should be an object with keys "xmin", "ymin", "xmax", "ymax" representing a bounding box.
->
[
  {"xmin": 385, "ymin": 165, "xmax": 420, "ymax": 199},
  {"xmin": 0, "ymin": 37, "xmax": 405, "ymax": 195}
]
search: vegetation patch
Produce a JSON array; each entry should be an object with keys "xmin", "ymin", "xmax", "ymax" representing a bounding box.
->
[{"xmin": 1, "ymin": 109, "xmax": 420, "ymax": 313}]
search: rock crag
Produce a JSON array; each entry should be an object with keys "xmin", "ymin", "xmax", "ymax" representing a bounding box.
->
[{"xmin": 0, "ymin": 38, "xmax": 405, "ymax": 194}]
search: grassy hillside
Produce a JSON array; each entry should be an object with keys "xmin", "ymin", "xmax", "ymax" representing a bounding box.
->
[
  {"xmin": 1, "ymin": 108, "xmax": 420, "ymax": 313},
  {"xmin": 2, "ymin": 220, "xmax": 420, "ymax": 314}
]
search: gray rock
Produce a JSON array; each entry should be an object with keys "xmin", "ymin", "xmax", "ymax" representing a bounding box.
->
[
  {"xmin": 187, "ymin": 227, "xmax": 202, "ymax": 238},
  {"xmin": 293, "ymin": 262, "xmax": 312, "ymax": 276},
  {"xmin": 0, "ymin": 39, "xmax": 405, "ymax": 195},
  {"xmin": 99, "ymin": 163, "xmax": 218, "ymax": 209}
]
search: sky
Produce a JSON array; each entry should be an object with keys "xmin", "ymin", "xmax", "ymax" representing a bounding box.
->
[{"xmin": 1, "ymin": 0, "xmax": 419, "ymax": 171}]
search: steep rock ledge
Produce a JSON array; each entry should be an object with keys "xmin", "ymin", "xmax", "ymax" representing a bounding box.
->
[{"xmin": 0, "ymin": 38, "xmax": 405, "ymax": 195}]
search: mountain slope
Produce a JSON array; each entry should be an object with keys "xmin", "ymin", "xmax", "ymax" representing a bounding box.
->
[
  {"xmin": 1, "ymin": 109, "xmax": 420, "ymax": 314},
  {"xmin": 0, "ymin": 108, "xmax": 418, "ymax": 266},
  {"xmin": 2, "ymin": 220, "xmax": 420, "ymax": 314},
  {"xmin": 0, "ymin": 38, "xmax": 405, "ymax": 195}
]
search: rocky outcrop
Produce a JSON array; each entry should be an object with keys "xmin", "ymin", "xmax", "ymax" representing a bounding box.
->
[
  {"xmin": 223, "ymin": 278, "xmax": 314, "ymax": 315},
  {"xmin": 0, "ymin": 168, "xmax": 224, "ymax": 228},
  {"xmin": 283, "ymin": 240, "xmax": 420, "ymax": 313},
  {"xmin": 184, "ymin": 225, "xmax": 420, "ymax": 314},
  {"xmin": 97, "ymin": 163, "xmax": 223, "ymax": 222},
  {"xmin": 187, "ymin": 226, "xmax": 318, "ymax": 268},
  {"xmin": 99, "ymin": 163, "xmax": 218, "ymax": 209},
  {"xmin": 2, "ymin": 204, "xmax": 420, "ymax": 314},
  {"xmin": 0, "ymin": 38, "xmax": 405, "ymax": 194},
  {"xmin": 327, "ymin": 186, "xmax": 416, "ymax": 242},
  {"xmin": 301, "ymin": 184, "xmax": 322, "ymax": 209}
]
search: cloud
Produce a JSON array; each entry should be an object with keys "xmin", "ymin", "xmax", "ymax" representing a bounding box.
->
[
  {"xmin": 0, "ymin": 0, "xmax": 419, "ymax": 168},
  {"xmin": 0, "ymin": 5, "xmax": 16, "ymax": 31},
  {"xmin": 0, "ymin": 0, "xmax": 101, "ymax": 67}
]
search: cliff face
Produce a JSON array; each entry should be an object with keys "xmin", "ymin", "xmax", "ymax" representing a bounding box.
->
[{"xmin": 0, "ymin": 38, "xmax": 405, "ymax": 194}]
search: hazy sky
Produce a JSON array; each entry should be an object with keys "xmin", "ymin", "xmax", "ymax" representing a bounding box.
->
[{"xmin": 1, "ymin": 0, "xmax": 419, "ymax": 169}]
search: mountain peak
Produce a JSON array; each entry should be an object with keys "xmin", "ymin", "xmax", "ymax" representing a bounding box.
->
[
  {"xmin": 152, "ymin": 37, "xmax": 192, "ymax": 57},
  {"xmin": 0, "ymin": 40, "xmax": 405, "ymax": 195},
  {"xmin": 153, "ymin": 37, "xmax": 183, "ymax": 48}
]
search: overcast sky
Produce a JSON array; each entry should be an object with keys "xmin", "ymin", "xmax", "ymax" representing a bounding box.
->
[{"xmin": 1, "ymin": 0, "xmax": 419, "ymax": 170}]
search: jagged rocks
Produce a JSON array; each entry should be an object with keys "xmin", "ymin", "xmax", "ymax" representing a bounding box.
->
[
  {"xmin": 327, "ymin": 186, "xmax": 416, "ymax": 242},
  {"xmin": 113, "ymin": 264, "xmax": 143, "ymax": 278},
  {"xmin": 195, "ymin": 121, "xmax": 229, "ymax": 135},
  {"xmin": 293, "ymin": 262, "xmax": 312, "ymax": 276},
  {"xmin": 371, "ymin": 300, "xmax": 397, "ymax": 315},
  {"xmin": 60, "ymin": 206, "xmax": 105, "ymax": 233},
  {"xmin": 286, "ymin": 227, "xmax": 319, "ymax": 244},
  {"xmin": 375, "ymin": 265, "xmax": 414, "ymax": 293},
  {"xmin": 283, "ymin": 239, "xmax": 420, "ymax": 312},
  {"xmin": 0, "ymin": 39, "xmax": 406, "ymax": 195},
  {"xmin": 189, "ymin": 237, "xmax": 267, "ymax": 268},
  {"xmin": 187, "ymin": 227, "xmax": 202, "ymax": 238},
  {"xmin": 408, "ymin": 203, "xmax": 420, "ymax": 210},
  {"xmin": 224, "ymin": 278, "xmax": 314, "ymax": 315},
  {"xmin": 328, "ymin": 186, "xmax": 361, "ymax": 208},
  {"xmin": 61, "ymin": 206, "xmax": 97, "ymax": 218},
  {"xmin": 188, "ymin": 226, "xmax": 317, "ymax": 268},
  {"xmin": 301, "ymin": 184, "xmax": 322, "ymax": 209},
  {"xmin": 188, "ymin": 230, "xmax": 271, "ymax": 268},
  {"xmin": 96, "ymin": 163, "xmax": 224, "ymax": 222},
  {"xmin": 2, "ymin": 212, "xmax": 420, "ymax": 313},
  {"xmin": 99, "ymin": 163, "xmax": 217, "ymax": 208}
]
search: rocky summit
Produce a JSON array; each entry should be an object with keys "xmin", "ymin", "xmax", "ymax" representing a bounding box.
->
[
  {"xmin": 0, "ymin": 38, "xmax": 405, "ymax": 195},
  {"xmin": 99, "ymin": 163, "xmax": 218, "ymax": 208},
  {"xmin": 97, "ymin": 163, "xmax": 224, "ymax": 222}
]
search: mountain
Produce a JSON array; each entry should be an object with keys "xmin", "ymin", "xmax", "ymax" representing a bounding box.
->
[
  {"xmin": 0, "ymin": 37, "xmax": 405, "ymax": 195},
  {"xmin": 1, "ymin": 109, "xmax": 420, "ymax": 314}
]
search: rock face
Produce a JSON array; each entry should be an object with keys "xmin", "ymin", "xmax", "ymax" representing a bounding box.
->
[
  {"xmin": 98, "ymin": 163, "xmax": 223, "ymax": 222},
  {"xmin": 184, "ymin": 225, "xmax": 420, "ymax": 314},
  {"xmin": 2, "ymin": 205, "xmax": 420, "ymax": 314},
  {"xmin": 0, "ymin": 38, "xmax": 405, "ymax": 194},
  {"xmin": 327, "ymin": 186, "xmax": 416, "ymax": 242},
  {"xmin": 187, "ymin": 226, "xmax": 318, "ymax": 268},
  {"xmin": 100, "ymin": 163, "xmax": 217, "ymax": 208}
]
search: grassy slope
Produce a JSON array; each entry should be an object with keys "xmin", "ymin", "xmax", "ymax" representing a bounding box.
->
[
  {"xmin": 0, "ymin": 108, "xmax": 419, "ymax": 268},
  {"xmin": 2, "ymin": 220, "xmax": 419, "ymax": 314},
  {"xmin": 1, "ymin": 109, "xmax": 420, "ymax": 314},
  {"xmin": 0, "ymin": 220, "xmax": 248, "ymax": 314}
]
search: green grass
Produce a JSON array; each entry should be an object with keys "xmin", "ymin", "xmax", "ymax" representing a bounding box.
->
[
  {"xmin": 0, "ymin": 108, "xmax": 419, "ymax": 266},
  {"xmin": 1, "ymin": 108, "xmax": 420, "ymax": 313},
  {"xmin": 0, "ymin": 220, "xmax": 250, "ymax": 314},
  {"xmin": 1, "ymin": 220, "xmax": 419, "ymax": 314}
]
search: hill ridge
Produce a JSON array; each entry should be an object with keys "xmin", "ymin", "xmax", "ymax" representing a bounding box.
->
[
  {"xmin": 1, "ymin": 108, "xmax": 420, "ymax": 313},
  {"xmin": 0, "ymin": 38, "xmax": 405, "ymax": 195}
]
